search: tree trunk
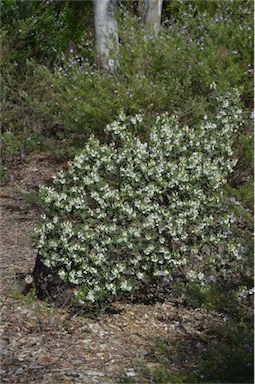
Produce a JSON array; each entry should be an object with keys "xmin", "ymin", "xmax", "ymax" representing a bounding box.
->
[
  {"xmin": 142, "ymin": 0, "xmax": 163, "ymax": 34},
  {"xmin": 93, "ymin": 0, "xmax": 118, "ymax": 71},
  {"xmin": 92, "ymin": 0, "xmax": 163, "ymax": 70},
  {"xmin": 32, "ymin": 254, "xmax": 74, "ymax": 306}
]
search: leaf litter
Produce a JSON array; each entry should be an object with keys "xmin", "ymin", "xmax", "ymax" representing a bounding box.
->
[{"xmin": 0, "ymin": 153, "xmax": 223, "ymax": 383}]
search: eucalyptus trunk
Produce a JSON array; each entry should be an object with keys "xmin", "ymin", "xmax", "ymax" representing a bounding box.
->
[
  {"xmin": 93, "ymin": 0, "xmax": 118, "ymax": 71},
  {"xmin": 142, "ymin": 0, "xmax": 163, "ymax": 34},
  {"xmin": 93, "ymin": 0, "xmax": 163, "ymax": 71}
]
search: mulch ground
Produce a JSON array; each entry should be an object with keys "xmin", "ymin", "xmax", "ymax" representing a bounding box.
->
[{"xmin": 0, "ymin": 153, "xmax": 224, "ymax": 384}]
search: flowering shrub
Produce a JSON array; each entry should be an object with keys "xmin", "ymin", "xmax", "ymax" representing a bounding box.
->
[{"xmin": 35, "ymin": 89, "xmax": 244, "ymax": 306}]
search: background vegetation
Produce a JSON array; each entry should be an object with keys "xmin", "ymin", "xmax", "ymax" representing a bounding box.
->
[{"xmin": 1, "ymin": 0, "xmax": 253, "ymax": 383}]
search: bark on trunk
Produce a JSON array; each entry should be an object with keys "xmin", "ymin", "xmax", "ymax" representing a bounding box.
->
[
  {"xmin": 32, "ymin": 254, "xmax": 74, "ymax": 306},
  {"xmin": 142, "ymin": 0, "xmax": 163, "ymax": 34},
  {"xmin": 93, "ymin": 0, "xmax": 118, "ymax": 71}
]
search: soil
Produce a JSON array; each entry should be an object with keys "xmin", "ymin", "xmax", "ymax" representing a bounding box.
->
[{"xmin": 0, "ymin": 153, "xmax": 223, "ymax": 384}]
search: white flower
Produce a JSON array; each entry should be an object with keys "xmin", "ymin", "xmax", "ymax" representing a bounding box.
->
[
  {"xmin": 35, "ymin": 90, "xmax": 244, "ymax": 305},
  {"xmin": 86, "ymin": 291, "xmax": 95, "ymax": 302}
]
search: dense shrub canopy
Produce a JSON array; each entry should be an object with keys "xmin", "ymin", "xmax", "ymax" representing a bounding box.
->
[{"xmin": 35, "ymin": 88, "xmax": 244, "ymax": 306}]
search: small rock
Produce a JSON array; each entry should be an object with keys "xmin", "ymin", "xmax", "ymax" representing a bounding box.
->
[
  {"xmin": 15, "ymin": 367, "xmax": 23, "ymax": 375},
  {"xmin": 71, "ymin": 359, "xmax": 84, "ymax": 365},
  {"xmin": 126, "ymin": 369, "xmax": 136, "ymax": 377},
  {"xmin": 86, "ymin": 370, "xmax": 105, "ymax": 377}
]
